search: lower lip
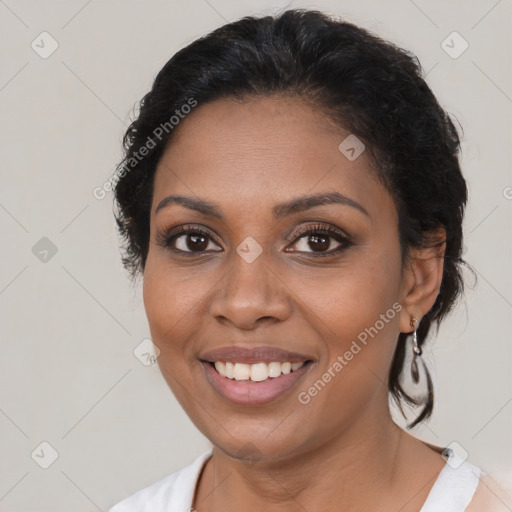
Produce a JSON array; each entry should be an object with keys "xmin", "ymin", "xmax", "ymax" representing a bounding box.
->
[{"xmin": 201, "ymin": 361, "xmax": 314, "ymax": 406}]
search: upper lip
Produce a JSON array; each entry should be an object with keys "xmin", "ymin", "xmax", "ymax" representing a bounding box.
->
[{"xmin": 199, "ymin": 345, "xmax": 315, "ymax": 364}]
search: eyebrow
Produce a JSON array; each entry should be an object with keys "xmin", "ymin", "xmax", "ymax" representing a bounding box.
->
[{"xmin": 155, "ymin": 191, "xmax": 370, "ymax": 219}]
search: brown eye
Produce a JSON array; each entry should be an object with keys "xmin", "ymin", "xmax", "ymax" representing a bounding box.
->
[
  {"xmin": 302, "ymin": 234, "xmax": 332, "ymax": 252},
  {"xmin": 179, "ymin": 233, "xmax": 210, "ymax": 252},
  {"xmin": 156, "ymin": 225, "xmax": 222, "ymax": 254},
  {"xmin": 286, "ymin": 224, "xmax": 353, "ymax": 256}
]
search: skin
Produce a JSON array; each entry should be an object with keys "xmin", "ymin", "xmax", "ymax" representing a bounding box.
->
[
  {"xmin": 142, "ymin": 95, "xmax": 449, "ymax": 512},
  {"xmin": 466, "ymin": 474, "xmax": 512, "ymax": 512}
]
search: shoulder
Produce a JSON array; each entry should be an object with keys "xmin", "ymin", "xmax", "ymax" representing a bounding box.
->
[
  {"xmin": 466, "ymin": 472, "xmax": 512, "ymax": 512},
  {"xmin": 108, "ymin": 450, "xmax": 212, "ymax": 512},
  {"xmin": 419, "ymin": 448, "xmax": 482, "ymax": 511}
]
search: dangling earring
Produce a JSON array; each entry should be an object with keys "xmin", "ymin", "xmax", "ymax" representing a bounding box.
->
[{"xmin": 410, "ymin": 316, "xmax": 422, "ymax": 384}]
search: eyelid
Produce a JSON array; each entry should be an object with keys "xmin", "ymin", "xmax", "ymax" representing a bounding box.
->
[
  {"xmin": 285, "ymin": 222, "xmax": 351, "ymax": 243},
  {"xmin": 161, "ymin": 223, "xmax": 220, "ymax": 238}
]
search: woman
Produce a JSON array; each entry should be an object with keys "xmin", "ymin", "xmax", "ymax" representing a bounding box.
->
[{"xmin": 109, "ymin": 9, "xmax": 508, "ymax": 511}]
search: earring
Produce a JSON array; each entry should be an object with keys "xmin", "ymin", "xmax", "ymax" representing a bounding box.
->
[{"xmin": 410, "ymin": 316, "xmax": 422, "ymax": 384}]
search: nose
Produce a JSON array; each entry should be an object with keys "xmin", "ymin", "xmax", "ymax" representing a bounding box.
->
[{"xmin": 209, "ymin": 250, "xmax": 291, "ymax": 330}]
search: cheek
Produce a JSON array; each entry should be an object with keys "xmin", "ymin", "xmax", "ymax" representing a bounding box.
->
[
  {"xmin": 294, "ymin": 248, "xmax": 402, "ymax": 399},
  {"xmin": 142, "ymin": 258, "xmax": 210, "ymax": 359},
  {"xmin": 294, "ymin": 247, "xmax": 402, "ymax": 336},
  {"xmin": 142, "ymin": 262, "xmax": 211, "ymax": 412}
]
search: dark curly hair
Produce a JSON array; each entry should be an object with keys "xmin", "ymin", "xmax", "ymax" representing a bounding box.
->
[{"xmin": 112, "ymin": 8, "xmax": 471, "ymax": 429}]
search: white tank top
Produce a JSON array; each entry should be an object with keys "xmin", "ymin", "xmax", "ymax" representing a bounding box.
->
[
  {"xmin": 421, "ymin": 447, "xmax": 482, "ymax": 511},
  {"xmin": 109, "ymin": 447, "xmax": 482, "ymax": 511}
]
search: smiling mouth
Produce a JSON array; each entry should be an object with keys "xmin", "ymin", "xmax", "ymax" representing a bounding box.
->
[{"xmin": 206, "ymin": 360, "xmax": 314, "ymax": 382}]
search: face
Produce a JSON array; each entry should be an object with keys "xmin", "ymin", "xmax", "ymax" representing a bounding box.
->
[{"xmin": 143, "ymin": 95, "xmax": 409, "ymax": 462}]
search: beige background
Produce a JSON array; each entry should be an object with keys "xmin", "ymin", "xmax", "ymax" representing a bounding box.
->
[{"xmin": 0, "ymin": 0, "xmax": 511, "ymax": 510}]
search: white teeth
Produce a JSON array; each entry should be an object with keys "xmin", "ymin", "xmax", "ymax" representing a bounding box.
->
[
  {"xmin": 250, "ymin": 362, "xmax": 269, "ymax": 381},
  {"xmin": 281, "ymin": 362, "xmax": 291, "ymax": 374},
  {"xmin": 268, "ymin": 362, "xmax": 281, "ymax": 378},
  {"xmin": 214, "ymin": 361, "xmax": 226, "ymax": 377},
  {"xmin": 225, "ymin": 361, "xmax": 234, "ymax": 379},
  {"xmin": 233, "ymin": 363, "xmax": 250, "ymax": 380},
  {"xmin": 212, "ymin": 360, "xmax": 306, "ymax": 381}
]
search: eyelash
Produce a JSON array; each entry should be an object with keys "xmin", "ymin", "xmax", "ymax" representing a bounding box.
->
[{"xmin": 155, "ymin": 223, "xmax": 353, "ymax": 258}]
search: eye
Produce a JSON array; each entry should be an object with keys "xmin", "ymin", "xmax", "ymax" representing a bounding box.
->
[
  {"xmin": 156, "ymin": 224, "xmax": 222, "ymax": 254},
  {"xmin": 285, "ymin": 223, "xmax": 353, "ymax": 257},
  {"xmin": 156, "ymin": 222, "xmax": 353, "ymax": 257}
]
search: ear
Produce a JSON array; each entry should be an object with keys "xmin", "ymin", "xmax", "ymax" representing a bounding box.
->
[{"xmin": 398, "ymin": 227, "xmax": 446, "ymax": 333}]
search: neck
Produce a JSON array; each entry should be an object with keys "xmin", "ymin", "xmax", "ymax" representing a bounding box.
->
[{"xmin": 195, "ymin": 397, "xmax": 412, "ymax": 512}]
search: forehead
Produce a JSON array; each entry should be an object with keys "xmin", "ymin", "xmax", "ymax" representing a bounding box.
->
[{"xmin": 152, "ymin": 95, "xmax": 392, "ymax": 223}]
